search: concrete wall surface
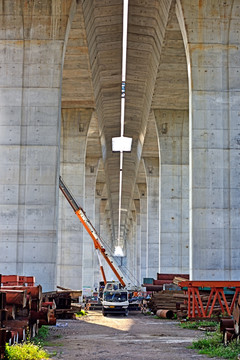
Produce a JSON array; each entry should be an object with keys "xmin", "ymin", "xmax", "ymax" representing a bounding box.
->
[{"xmin": 0, "ymin": 0, "xmax": 239, "ymax": 291}]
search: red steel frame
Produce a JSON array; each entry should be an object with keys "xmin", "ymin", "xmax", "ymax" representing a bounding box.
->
[{"xmin": 179, "ymin": 281, "xmax": 240, "ymax": 318}]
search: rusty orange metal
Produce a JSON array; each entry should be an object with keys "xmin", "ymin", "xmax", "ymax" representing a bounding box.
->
[{"xmin": 179, "ymin": 281, "xmax": 240, "ymax": 318}]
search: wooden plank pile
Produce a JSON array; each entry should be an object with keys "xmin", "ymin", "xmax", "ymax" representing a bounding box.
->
[{"xmin": 147, "ymin": 290, "xmax": 186, "ymax": 315}]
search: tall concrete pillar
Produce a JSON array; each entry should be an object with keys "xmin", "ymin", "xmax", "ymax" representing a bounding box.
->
[
  {"xmin": 0, "ymin": 0, "xmax": 73, "ymax": 290},
  {"xmin": 58, "ymin": 108, "xmax": 92, "ymax": 290},
  {"xmin": 155, "ymin": 110, "xmax": 189, "ymax": 274},
  {"xmin": 125, "ymin": 213, "xmax": 139, "ymax": 287},
  {"xmin": 177, "ymin": 0, "xmax": 240, "ymax": 279},
  {"xmin": 138, "ymin": 184, "xmax": 147, "ymax": 282},
  {"xmin": 134, "ymin": 200, "xmax": 142, "ymax": 285},
  {"xmin": 99, "ymin": 200, "xmax": 114, "ymax": 282},
  {"xmin": 82, "ymin": 158, "xmax": 99, "ymax": 291},
  {"xmin": 143, "ymin": 158, "xmax": 160, "ymax": 279}
]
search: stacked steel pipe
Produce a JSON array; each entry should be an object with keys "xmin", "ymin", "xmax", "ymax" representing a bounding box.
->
[
  {"xmin": 143, "ymin": 273, "xmax": 189, "ymax": 292},
  {"xmin": 0, "ymin": 274, "xmax": 56, "ymax": 349}
]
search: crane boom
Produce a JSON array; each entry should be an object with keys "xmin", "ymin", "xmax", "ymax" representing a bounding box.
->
[{"xmin": 59, "ymin": 176, "xmax": 126, "ymax": 288}]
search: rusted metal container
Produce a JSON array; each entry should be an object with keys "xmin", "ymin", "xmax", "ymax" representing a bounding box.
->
[{"xmin": 156, "ymin": 309, "xmax": 174, "ymax": 319}]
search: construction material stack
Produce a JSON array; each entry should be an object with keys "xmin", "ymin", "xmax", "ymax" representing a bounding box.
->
[
  {"xmin": 43, "ymin": 287, "xmax": 82, "ymax": 319},
  {"xmin": 0, "ymin": 274, "xmax": 57, "ymax": 346},
  {"xmin": 147, "ymin": 290, "xmax": 186, "ymax": 316},
  {"xmin": 142, "ymin": 273, "xmax": 189, "ymax": 292}
]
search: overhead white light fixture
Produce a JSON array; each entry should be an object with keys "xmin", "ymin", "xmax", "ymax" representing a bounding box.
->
[
  {"xmin": 112, "ymin": 136, "xmax": 132, "ymax": 152},
  {"xmin": 114, "ymin": 245, "xmax": 124, "ymax": 257}
]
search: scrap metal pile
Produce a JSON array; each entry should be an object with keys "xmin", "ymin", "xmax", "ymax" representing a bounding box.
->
[
  {"xmin": 0, "ymin": 274, "xmax": 57, "ymax": 358},
  {"xmin": 144, "ymin": 276, "xmax": 240, "ymax": 320},
  {"xmin": 43, "ymin": 286, "xmax": 82, "ymax": 319}
]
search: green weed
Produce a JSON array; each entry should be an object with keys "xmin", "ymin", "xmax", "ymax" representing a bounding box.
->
[
  {"xmin": 32, "ymin": 325, "xmax": 50, "ymax": 346},
  {"xmin": 5, "ymin": 342, "xmax": 49, "ymax": 360},
  {"xmin": 75, "ymin": 310, "xmax": 87, "ymax": 317},
  {"xmin": 179, "ymin": 320, "xmax": 218, "ymax": 330},
  {"xmin": 190, "ymin": 327, "xmax": 240, "ymax": 359}
]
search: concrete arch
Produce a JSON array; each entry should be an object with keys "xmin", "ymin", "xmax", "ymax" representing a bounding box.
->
[
  {"xmin": 0, "ymin": 0, "xmax": 75, "ymax": 290},
  {"xmin": 177, "ymin": 0, "xmax": 240, "ymax": 280}
]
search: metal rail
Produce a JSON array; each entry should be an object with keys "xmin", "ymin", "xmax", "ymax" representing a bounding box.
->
[{"xmin": 59, "ymin": 176, "xmax": 126, "ymax": 288}]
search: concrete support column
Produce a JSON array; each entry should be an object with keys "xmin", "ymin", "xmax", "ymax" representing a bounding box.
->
[
  {"xmin": 0, "ymin": 0, "xmax": 73, "ymax": 290},
  {"xmin": 143, "ymin": 159, "xmax": 160, "ymax": 278},
  {"xmin": 94, "ymin": 183, "xmax": 105, "ymax": 288},
  {"xmin": 82, "ymin": 158, "xmax": 99, "ymax": 291},
  {"xmin": 125, "ymin": 214, "xmax": 138, "ymax": 287},
  {"xmin": 134, "ymin": 200, "xmax": 141, "ymax": 285},
  {"xmin": 155, "ymin": 110, "xmax": 189, "ymax": 274},
  {"xmin": 99, "ymin": 200, "xmax": 113, "ymax": 282},
  {"xmin": 58, "ymin": 108, "xmax": 92, "ymax": 290},
  {"xmin": 138, "ymin": 185, "xmax": 147, "ymax": 282},
  {"xmin": 177, "ymin": 0, "xmax": 240, "ymax": 280}
]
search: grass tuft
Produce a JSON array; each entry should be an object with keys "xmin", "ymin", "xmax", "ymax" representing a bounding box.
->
[
  {"xmin": 5, "ymin": 342, "xmax": 49, "ymax": 360},
  {"xmin": 32, "ymin": 325, "xmax": 50, "ymax": 347},
  {"xmin": 75, "ymin": 310, "xmax": 87, "ymax": 317},
  {"xmin": 190, "ymin": 326, "xmax": 240, "ymax": 359},
  {"xmin": 179, "ymin": 320, "xmax": 218, "ymax": 330}
]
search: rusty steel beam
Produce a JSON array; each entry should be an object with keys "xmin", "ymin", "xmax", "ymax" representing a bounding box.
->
[
  {"xmin": 179, "ymin": 281, "xmax": 240, "ymax": 318},
  {"xmin": 2, "ymin": 285, "xmax": 42, "ymax": 300},
  {"xmin": 4, "ymin": 290, "xmax": 27, "ymax": 307}
]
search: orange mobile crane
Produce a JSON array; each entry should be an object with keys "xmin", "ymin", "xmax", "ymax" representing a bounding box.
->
[{"xmin": 59, "ymin": 176, "xmax": 126, "ymax": 289}]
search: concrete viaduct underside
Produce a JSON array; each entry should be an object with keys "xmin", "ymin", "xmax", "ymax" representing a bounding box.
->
[{"xmin": 0, "ymin": 0, "xmax": 240, "ymax": 291}]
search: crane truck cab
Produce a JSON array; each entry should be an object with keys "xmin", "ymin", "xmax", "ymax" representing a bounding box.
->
[{"xmin": 102, "ymin": 281, "xmax": 129, "ymax": 316}]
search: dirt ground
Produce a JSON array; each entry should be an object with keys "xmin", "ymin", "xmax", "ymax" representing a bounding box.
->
[{"xmin": 45, "ymin": 311, "xmax": 219, "ymax": 360}]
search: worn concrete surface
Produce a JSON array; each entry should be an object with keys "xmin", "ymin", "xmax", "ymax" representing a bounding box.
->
[
  {"xmin": 45, "ymin": 311, "xmax": 219, "ymax": 360},
  {"xmin": 1, "ymin": 0, "xmax": 240, "ymax": 292}
]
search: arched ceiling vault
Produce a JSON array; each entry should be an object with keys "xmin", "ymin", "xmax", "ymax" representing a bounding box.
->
[{"xmin": 61, "ymin": 0, "xmax": 188, "ymax": 244}]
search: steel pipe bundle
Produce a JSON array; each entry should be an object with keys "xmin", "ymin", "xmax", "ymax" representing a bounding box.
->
[{"xmin": 0, "ymin": 273, "xmax": 57, "ymax": 350}]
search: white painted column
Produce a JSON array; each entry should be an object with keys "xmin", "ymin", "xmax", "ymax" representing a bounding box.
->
[{"xmin": 143, "ymin": 158, "xmax": 160, "ymax": 279}]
